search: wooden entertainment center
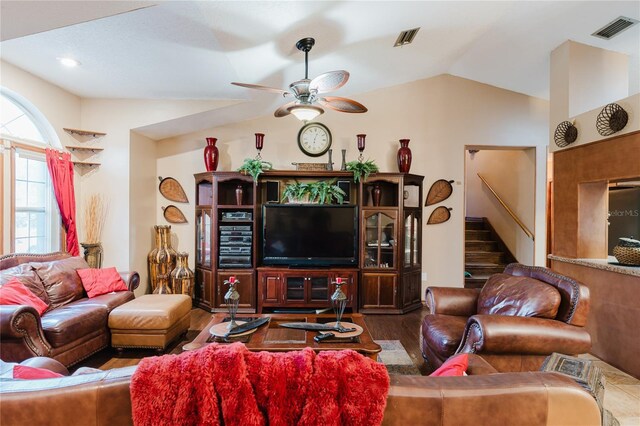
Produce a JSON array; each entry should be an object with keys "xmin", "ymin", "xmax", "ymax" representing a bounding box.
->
[{"xmin": 193, "ymin": 170, "xmax": 423, "ymax": 314}]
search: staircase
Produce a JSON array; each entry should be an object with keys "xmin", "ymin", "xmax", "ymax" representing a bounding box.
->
[{"xmin": 464, "ymin": 217, "xmax": 515, "ymax": 288}]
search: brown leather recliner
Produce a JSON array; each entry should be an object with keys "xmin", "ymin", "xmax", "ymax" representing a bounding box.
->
[{"xmin": 420, "ymin": 263, "xmax": 591, "ymax": 373}]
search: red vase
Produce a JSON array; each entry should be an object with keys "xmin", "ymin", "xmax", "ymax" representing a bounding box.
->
[
  {"xmin": 204, "ymin": 138, "xmax": 219, "ymax": 172},
  {"xmin": 397, "ymin": 139, "xmax": 412, "ymax": 173}
]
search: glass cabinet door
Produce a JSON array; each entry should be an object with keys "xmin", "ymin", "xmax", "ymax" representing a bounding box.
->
[
  {"xmin": 363, "ymin": 211, "xmax": 397, "ymax": 269},
  {"xmin": 403, "ymin": 210, "xmax": 421, "ymax": 268},
  {"xmin": 285, "ymin": 276, "xmax": 305, "ymax": 301},
  {"xmin": 196, "ymin": 209, "xmax": 212, "ymax": 267}
]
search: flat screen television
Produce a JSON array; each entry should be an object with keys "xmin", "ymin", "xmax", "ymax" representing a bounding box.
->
[{"xmin": 262, "ymin": 204, "xmax": 358, "ymax": 266}]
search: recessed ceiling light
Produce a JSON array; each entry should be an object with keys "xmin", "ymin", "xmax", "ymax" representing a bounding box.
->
[{"xmin": 57, "ymin": 57, "xmax": 80, "ymax": 68}]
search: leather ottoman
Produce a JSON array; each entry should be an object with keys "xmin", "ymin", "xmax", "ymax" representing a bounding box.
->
[{"xmin": 108, "ymin": 294, "xmax": 191, "ymax": 352}]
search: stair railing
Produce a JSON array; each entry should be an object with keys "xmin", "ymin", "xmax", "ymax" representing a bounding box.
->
[{"xmin": 477, "ymin": 174, "xmax": 534, "ymax": 241}]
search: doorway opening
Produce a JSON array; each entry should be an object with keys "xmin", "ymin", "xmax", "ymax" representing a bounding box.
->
[{"xmin": 463, "ymin": 146, "xmax": 536, "ymax": 288}]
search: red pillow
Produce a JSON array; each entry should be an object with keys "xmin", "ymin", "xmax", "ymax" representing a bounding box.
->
[
  {"xmin": 77, "ymin": 267, "xmax": 128, "ymax": 298},
  {"xmin": 13, "ymin": 364, "xmax": 64, "ymax": 379},
  {"xmin": 429, "ymin": 354, "xmax": 469, "ymax": 377},
  {"xmin": 0, "ymin": 278, "xmax": 49, "ymax": 316}
]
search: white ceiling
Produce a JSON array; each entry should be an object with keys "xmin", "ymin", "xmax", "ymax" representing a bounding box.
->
[{"xmin": 1, "ymin": 1, "xmax": 639, "ymax": 138}]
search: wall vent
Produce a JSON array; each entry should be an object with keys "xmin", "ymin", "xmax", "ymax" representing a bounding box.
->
[
  {"xmin": 591, "ymin": 16, "xmax": 639, "ymax": 40},
  {"xmin": 394, "ymin": 27, "xmax": 420, "ymax": 47}
]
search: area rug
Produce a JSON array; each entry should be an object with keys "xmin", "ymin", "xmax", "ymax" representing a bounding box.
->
[{"xmin": 375, "ymin": 340, "xmax": 421, "ymax": 375}]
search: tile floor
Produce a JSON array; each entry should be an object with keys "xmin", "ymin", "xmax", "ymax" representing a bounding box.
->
[{"xmin": 580, "ymin": 354, "xmax": 640, "ymax": 426}]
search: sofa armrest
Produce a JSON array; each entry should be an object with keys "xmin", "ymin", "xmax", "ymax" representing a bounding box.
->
[
  {"xmin": 425, "ymin": 287, "xmax": 480, "ymax": 316},
  {"xmin": 465, "ymin": 354, "xmax": 498, "ymax": 375},
  {"xmin": 385, "ymin": 372, "xmax": 601, "ymax": 426},
  {"xmin": 0, "ymin": 306, "xmax": 52, "ymax": 361},
  {"xmin": 119, "ymin": 271, "xmax": 140, "ymax": 292},
  {"xmin": 457, "ymin": 314, "xmax": 592, "ymax": 355}
]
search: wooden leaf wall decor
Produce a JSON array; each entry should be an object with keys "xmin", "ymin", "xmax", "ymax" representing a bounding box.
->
[
  {"xmin": 158, "ymin": 176, "xmax": 189, "ymax": 203},
  {"xmin": 162, "ymin": 205, "xmax": 188, "ymax": 224},
  {"xmin": 425, "ymin": 179, "xmax": 453, "ymax": 206},
  {"xmin": 427, "ymin": 206, "xmax": 452, "ymax": 225}
]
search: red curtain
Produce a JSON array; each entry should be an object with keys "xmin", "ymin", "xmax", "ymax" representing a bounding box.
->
[{"xmin": 46, "ymin": 148, "xmax": 79, "ymax": 256}]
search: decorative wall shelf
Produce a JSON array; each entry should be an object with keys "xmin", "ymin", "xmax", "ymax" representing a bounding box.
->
[
  {"xmin": 72, "ymin": 161, "xmax": 101, "ymax": 168},
  {"xmin": 63, "ymin": 128, "xmax": 106, "ymax": 138},
  {"xmin": 66, "ymin": 146, "xmax": 104, "ymax": 153}
]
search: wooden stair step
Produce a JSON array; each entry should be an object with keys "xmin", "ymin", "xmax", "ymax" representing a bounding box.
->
[
  {"xmin": 465, "ymin": 229, "xmax": 492, "ymax": 241},
  {"xmin": 464, "ymin": 220, "xmax": 486, "ymax": 230},
  {"xmin": 465, "ymin": 263, "xmax": 507, "ymax": 275},
  {"xmin": 464, "ymin": 277, "xmax": 488, "ymax": 289},
  {"xmin": 465, "ymin": 251, "xmax": 504, "ymax": 263},
  {"xmin": 465, "ymin": 240, "xmax": 499, "ymax": 251}
]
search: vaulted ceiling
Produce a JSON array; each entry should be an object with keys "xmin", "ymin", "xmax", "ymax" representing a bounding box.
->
[{"xmin": 1, "ymin": 1, "xmax": 638, "ymax": 137}]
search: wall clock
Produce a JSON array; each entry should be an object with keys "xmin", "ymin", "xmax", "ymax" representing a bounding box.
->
[{"xmin": 297, "ymin": 122, "xmax": 332, "ymax": 157}]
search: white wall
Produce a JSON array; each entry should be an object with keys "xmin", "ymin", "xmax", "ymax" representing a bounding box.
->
[
  {"xmin": 0, "ymin": 61, "xmax": 81, "ymax": 145},
  {"xmin": 465, "ymin": 149, "xmax": 536, "ymax": 264},
  {"xmin": 550, "ymin": 41, "xmax": 638, "ymax": 154},
  {"xmin": 152, "ymin": 74, "xmax": 549, "ymax": 291},
  {"xmin": 129, "ymin": 131, "xmax": 157, "ymax": 295}
]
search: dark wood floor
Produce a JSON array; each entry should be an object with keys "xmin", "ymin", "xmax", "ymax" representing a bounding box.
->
[{"xmin": 79, "ymin": 307, "xmax": 430, "ymax": 374}]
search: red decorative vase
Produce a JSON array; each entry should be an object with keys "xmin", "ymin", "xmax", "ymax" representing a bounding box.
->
[
  {"xmin": 397, "ymin": 139, "xmax": 412, "ymax": 173},
  {"xmin": 204, "ymin": 138, "xmax": 219, "ymax": 172}
]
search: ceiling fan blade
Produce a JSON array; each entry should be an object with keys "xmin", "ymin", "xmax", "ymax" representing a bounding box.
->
[
  {"xmin": 309, "ymin": 70, "xmax": 349, "ymax": 94},
  {"xmin": 318, "ymin": 96, "xmax": 367, "ymax": 113},
  {"xmin": 274, "ymin": 101, "xmax": 297, "ymax": 118},
  {"xmin": 231, "ymin": 82, "xmax": 290, "ymax": 96}
]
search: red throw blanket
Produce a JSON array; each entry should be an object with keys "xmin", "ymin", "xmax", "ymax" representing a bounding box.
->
[{"xmin": 130, "ymin": 343, "xmax": 389, "ymax": 426}]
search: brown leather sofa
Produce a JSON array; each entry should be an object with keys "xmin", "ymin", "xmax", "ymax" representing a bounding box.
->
[
  {"xmin": 0, "ymin": 355, "xmax": 601, "ymax": 426},
  {"xmin": 0, "ymin": 252, "xmax": 139, "ymax": 367},
  {"xmin": 421, "ymin": 263, "xmax": 591, "ymax": 373}
]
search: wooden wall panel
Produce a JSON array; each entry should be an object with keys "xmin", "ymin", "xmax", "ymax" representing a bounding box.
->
[{"xmin": 553, "ymin": 131, "xmax": 640, "ymax": 257}]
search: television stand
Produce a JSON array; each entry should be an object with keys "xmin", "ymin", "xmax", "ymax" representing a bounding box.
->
[{"xmin": 257, "ymin": 267, "xmax": 358, "ymax": 313}]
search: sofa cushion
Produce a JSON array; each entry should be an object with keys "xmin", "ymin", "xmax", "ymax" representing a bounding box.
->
[
  {"xmin": 0, "ymin": 264, "xmax": 49, "ymax": 305},
  {"xmin": 77, "ymin": 268, "xmax": 128, "ymax": 298},
  {"xmin": 41, "ymin": 303, "xmax": 108, "ymax": 348},
  {"xmin": 32, "ymin": 257, "xmax": 91, "ymax": 310},
  {"xmin": 13, "ymin": 364, "xmax": 64, "ymax": 380},
  {"xmin": 429, "ymin": 354, "xmax": 469, "ymax": 377},
  {"xmin": 70, "ymin": 291, "xmax": 135, "ymax": 313},
  {"xmin": 0, "ymin": 278, "xmax": 50, "ymax": 316},
  {"xmin": 421, "ymin": 314, "xmax": 467, "ymax": 359},
  {"xmin": 477, "ymin": 273, "xmax": 561, "ymax": 319}
]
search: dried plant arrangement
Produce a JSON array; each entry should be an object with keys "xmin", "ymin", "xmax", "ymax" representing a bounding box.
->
[{"xmin": 83, "ymin": 194, "xmax": 108, "ymax": 243}]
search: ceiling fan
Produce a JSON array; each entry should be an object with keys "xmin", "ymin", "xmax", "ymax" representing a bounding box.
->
[{"xmin": 231, "ymin": 37, "xmax": 367, "ymax": 121}]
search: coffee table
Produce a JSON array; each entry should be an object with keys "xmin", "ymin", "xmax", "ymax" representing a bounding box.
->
[{"xmin": 184, "ymin": 313, "xmax": 381, "ymax": 360}]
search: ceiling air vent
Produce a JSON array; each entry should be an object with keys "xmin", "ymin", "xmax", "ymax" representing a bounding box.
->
[
  {"xmin": 394, "ymin": 27, "xmax": 420, "ymax": 47},
  {"xmin": 591, "ymin": 16, "xmax": 639, "ymax": 40}
]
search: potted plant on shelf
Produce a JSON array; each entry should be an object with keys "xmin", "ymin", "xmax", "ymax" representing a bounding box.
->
[
  {"xmin": 282, "ymin": 181, "xmax": 311, "ymax": 203},
  {"xmin": 237, "ymin": 158, "xmax": 273, "ymax": 181},
  {"xmin": 282, "ymin": 179, "xmax": 346, "ymax": 204},
  {"xmin": 346, "ymin": 159, "xmax": 379, "ymax": 183},
  {"xmin": 309, "ymin": 179, "xmax": 346, "ymax": 204}
]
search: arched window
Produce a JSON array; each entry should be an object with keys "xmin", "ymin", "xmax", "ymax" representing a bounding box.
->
[{"xmin": 1, "ymin": 88, "xmax": 61, "ymax": 254}]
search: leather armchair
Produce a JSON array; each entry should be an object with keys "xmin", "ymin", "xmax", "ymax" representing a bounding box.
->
[{"xmin": 421, "ymin": 263, "xmax": 592, "ymax": 373}]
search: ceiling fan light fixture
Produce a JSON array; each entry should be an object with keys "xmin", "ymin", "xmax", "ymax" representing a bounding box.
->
[{"xmin": 289, "ymin": 104, "xmax": 324, "ymax": 121}]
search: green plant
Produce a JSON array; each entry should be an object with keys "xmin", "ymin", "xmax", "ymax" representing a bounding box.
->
[
  {"xmin": 237, "ymin": 158, "xmax": 273, "ymax": 181},
  {"xmin": 282, "ymin": 181, "xmax": 311, "ymax": 202},
  {"xmin": 282, "ymin": 179, "xmax": 346, "ymax": 204},
  {"xmin": 310, "ymin": 179, "xmax": 346, "ymax": 204},
  {"xmin": 346, "ymin": 160, "xmax": 379, "ymax": 183}
]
